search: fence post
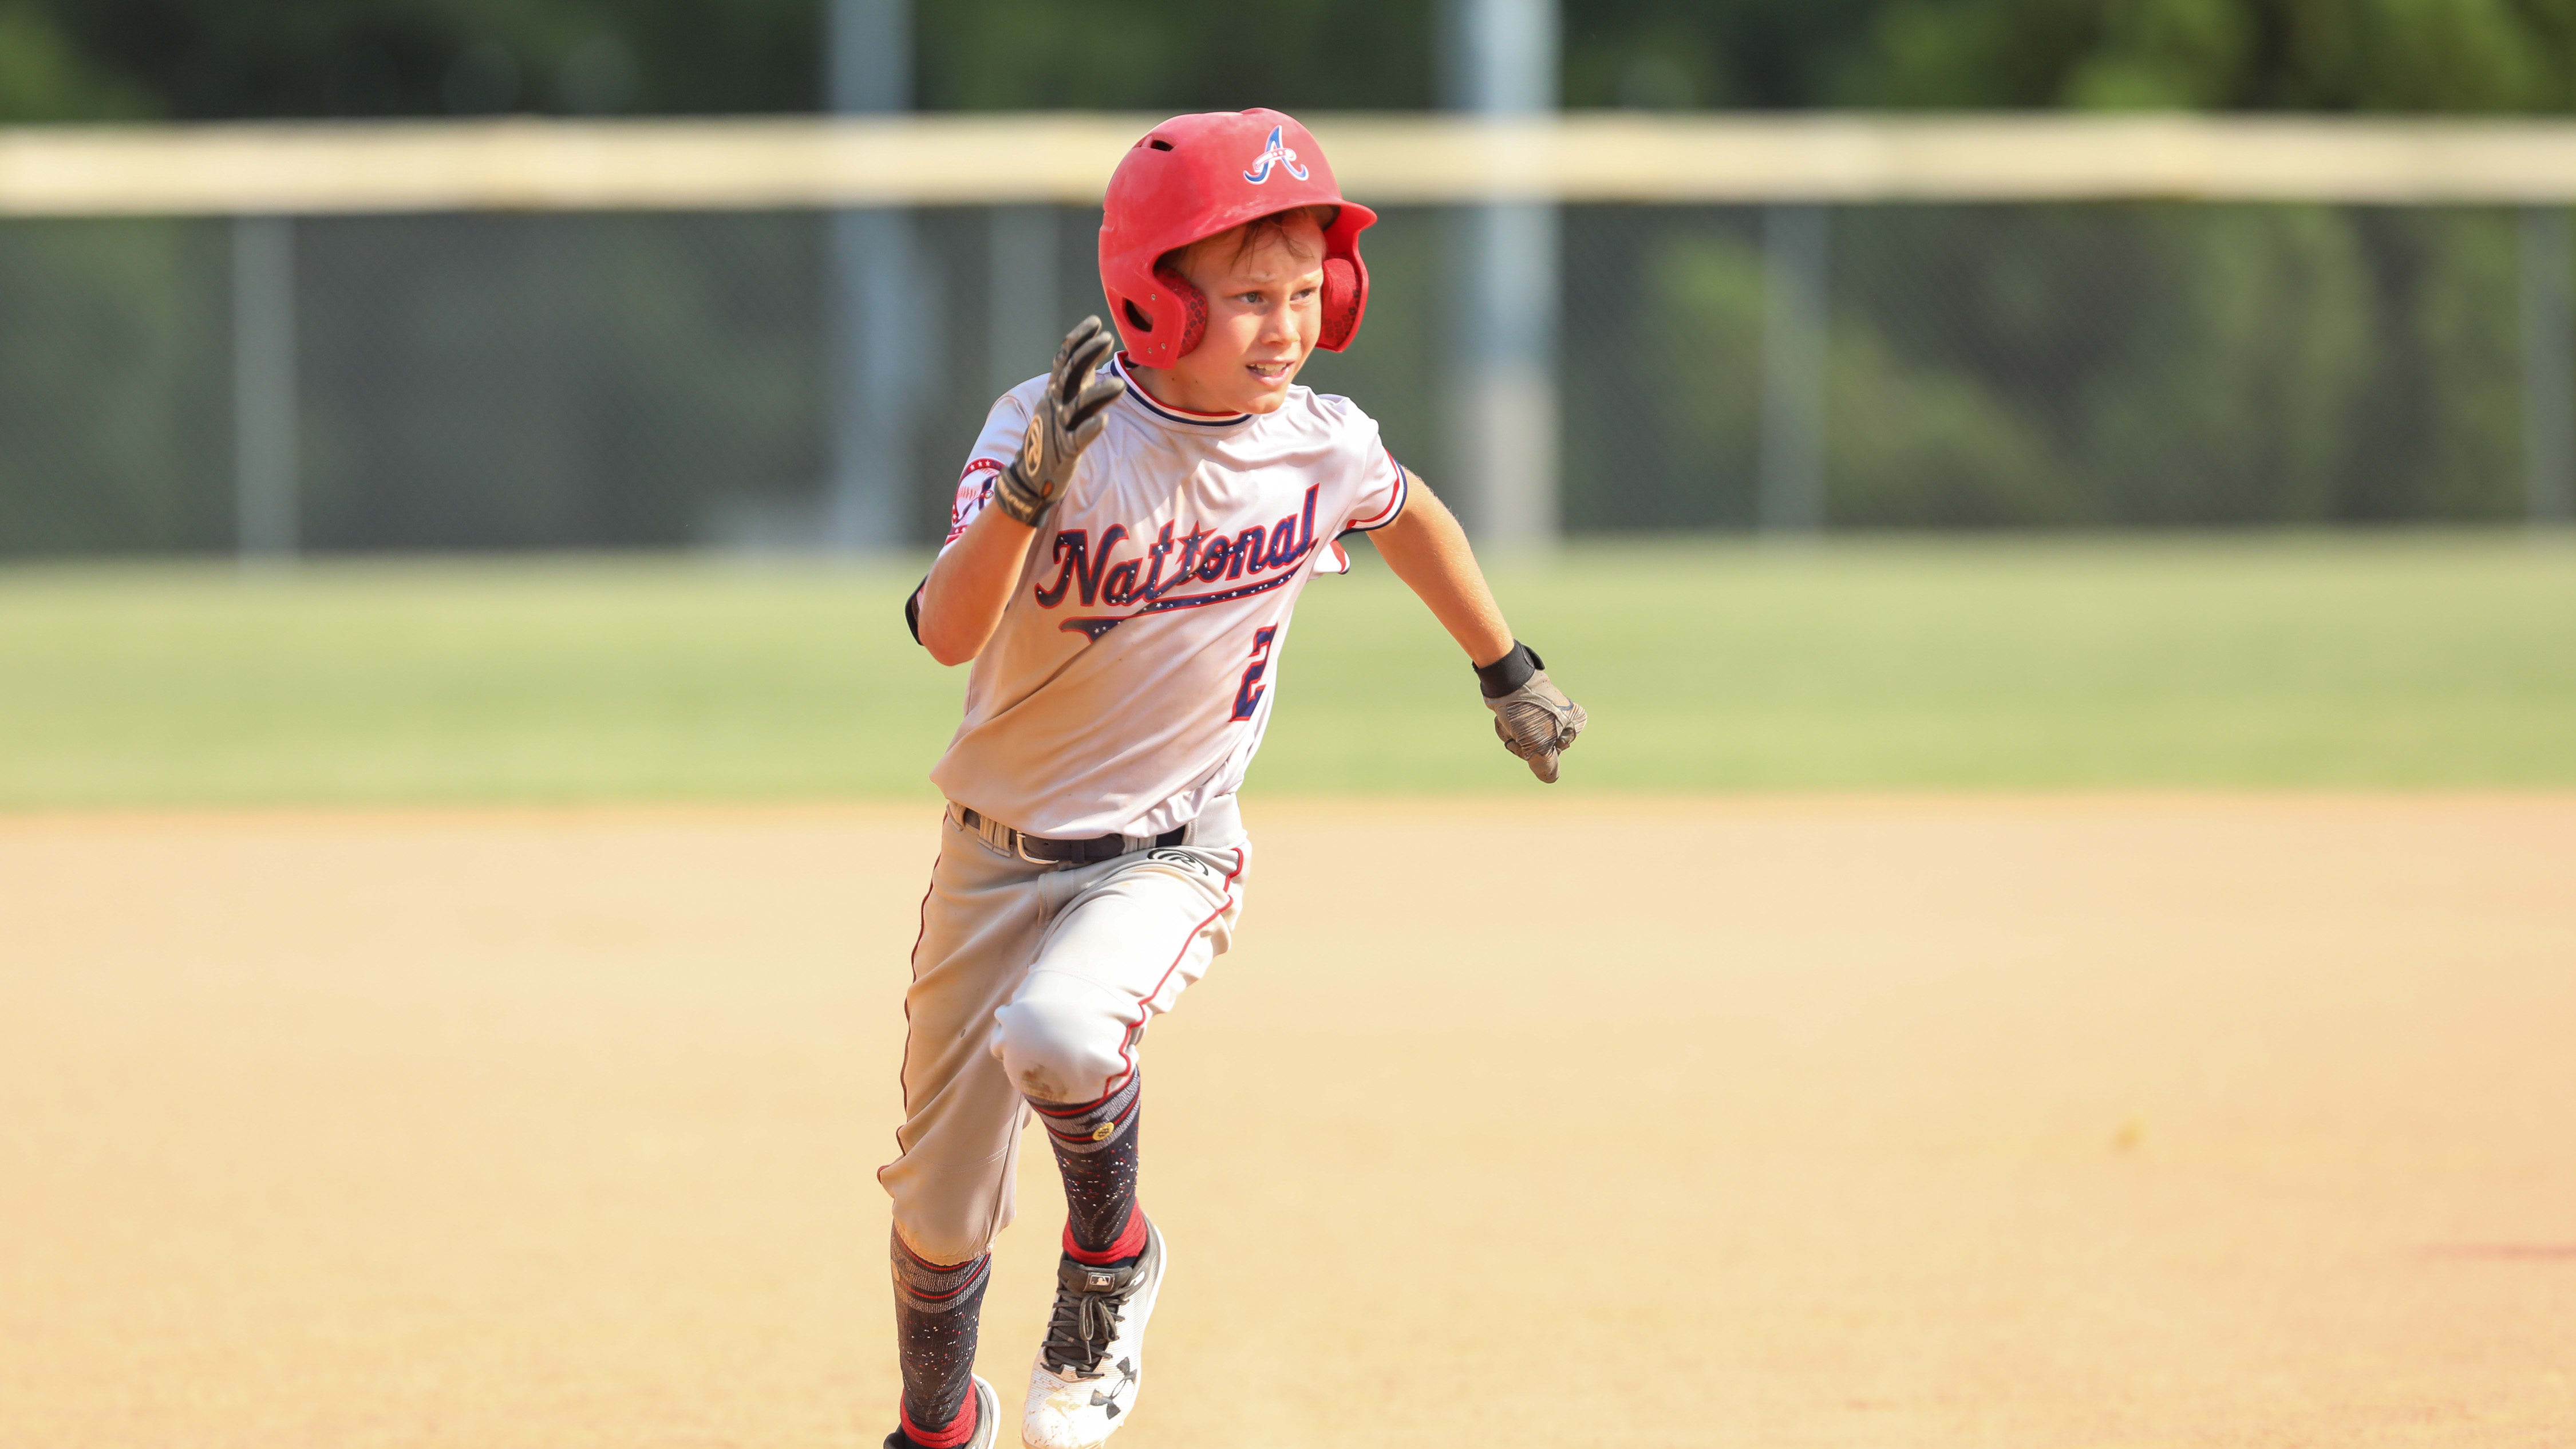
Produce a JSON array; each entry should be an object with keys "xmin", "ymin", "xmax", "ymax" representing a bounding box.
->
[
  {"xmin": 232, "ymin": 215, "xmax": 298, "ymax": 562},
  {"xmin": 1441, "ymin": 0, "xmax": 1560, "ymax": 550},
  {"xmin": 987, "ymin": 204, "xmax": 1060, "ymax": 402},
  {"xmin": 2521, "ymin": 206, "xmax": 2575, "ymax": 527},
  {"xmin": 1759, "ymin": 204, "xmax": 1828, "ymax": 535},
  {"xmin": 825, "ymin": 0, "xmax": 914, "ymax": 552}
]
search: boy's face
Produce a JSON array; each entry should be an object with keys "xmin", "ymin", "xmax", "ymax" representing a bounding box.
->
[{"xmin": 1154, "ymin": 214, "xmax": 1327, "ymax": 416}]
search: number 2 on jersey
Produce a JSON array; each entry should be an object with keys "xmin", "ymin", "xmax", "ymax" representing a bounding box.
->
[{"xmin": 1231, "ymin": 626, "xmax": 1279, "ymax": 721}]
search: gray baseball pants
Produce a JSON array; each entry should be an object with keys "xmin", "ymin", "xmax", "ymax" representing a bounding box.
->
[{"xmin": 879, "ymin": 796, "xmax": 1249, "ymax": 1266}]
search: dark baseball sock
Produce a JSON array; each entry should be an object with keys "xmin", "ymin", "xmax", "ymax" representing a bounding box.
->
[
  {"xmin": 890, "ymin": 1231, "xmax": 991, "ymax": 1448},
  {"xmin": 1028, "ymin": 1068, "xmax": 1145, "ymax": 1265}
]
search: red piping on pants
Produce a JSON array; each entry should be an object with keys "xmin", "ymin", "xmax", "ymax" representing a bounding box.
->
[{"xmin": 1101, "ymin": 845, "xmax": 1244, "ymax": 1096}]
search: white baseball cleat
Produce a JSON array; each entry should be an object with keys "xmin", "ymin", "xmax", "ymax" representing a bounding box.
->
[
  {"xmin": 887, "ymin": 1373, "xmax": 999, "ymax": 1449},
  {"xmin": 1021, "ymin": 1220, "xmax": 1167, "ymax": 1449}
]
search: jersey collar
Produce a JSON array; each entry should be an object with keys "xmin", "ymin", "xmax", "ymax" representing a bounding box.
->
[{"xmin": 1112, "ymin": 352, "xmax": 1254, "ymax": 428}]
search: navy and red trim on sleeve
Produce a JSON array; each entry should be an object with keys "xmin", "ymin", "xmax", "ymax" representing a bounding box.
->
[{"xmin": 1344, "ymin": 446, "xmax": 1411, "ymax": 533}]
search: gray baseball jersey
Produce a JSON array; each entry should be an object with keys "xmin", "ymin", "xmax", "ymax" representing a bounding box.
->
[{"xmin": 927, "ymin": 353, "xmax": 1406, "ymax": 840}]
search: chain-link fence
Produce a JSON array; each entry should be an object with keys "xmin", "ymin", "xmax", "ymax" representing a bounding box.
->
[{"xmin": 0, "ymin": 198, "xmax": 2563, "ymax": 558}]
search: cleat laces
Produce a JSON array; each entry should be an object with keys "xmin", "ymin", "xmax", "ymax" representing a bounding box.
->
[{"xmin": 1040, "ymin": 1259, "xmax": 1136, "ymax": 1377}]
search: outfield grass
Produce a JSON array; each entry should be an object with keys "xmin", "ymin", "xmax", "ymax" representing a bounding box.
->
[{"xmin": 1, "ymin": 535, "xmax": 2570, "ymax": 808}]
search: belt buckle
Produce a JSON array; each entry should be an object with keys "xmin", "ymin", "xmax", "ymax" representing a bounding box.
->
[{"xmin": 957, "ymin": 804, "xmax": 1049, "ymax": 867}]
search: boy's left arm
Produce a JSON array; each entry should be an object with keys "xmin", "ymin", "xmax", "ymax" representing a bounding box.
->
[{"xmin": 1366, "ymin": 471, "xmax": 1588, "ymax": 783}]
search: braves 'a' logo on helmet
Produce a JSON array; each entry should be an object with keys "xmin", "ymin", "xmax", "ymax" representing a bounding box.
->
[{"xmin": 1242, "ymin": 126, "xmax": 1309, "ymax": 185}]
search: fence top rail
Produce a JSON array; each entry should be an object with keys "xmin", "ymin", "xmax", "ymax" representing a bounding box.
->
[{"xmin": 10, "ymin": 112, "xmax": 2576, "ymax": 216}]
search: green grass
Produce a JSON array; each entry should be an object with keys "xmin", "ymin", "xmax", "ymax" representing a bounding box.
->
[{"xmin": 2, "ymin": 535, "xmax": 2571, "ymax": 809}]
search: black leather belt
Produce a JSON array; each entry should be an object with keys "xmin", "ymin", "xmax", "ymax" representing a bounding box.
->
[{"xmin": 955, "ymin": 806, "xmax": 1185, "ymax": 866}]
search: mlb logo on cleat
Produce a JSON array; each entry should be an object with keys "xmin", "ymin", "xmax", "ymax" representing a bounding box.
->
[{"xmin": 1242, "ymin": 126, "xmax": 1308, "ymax": 184}]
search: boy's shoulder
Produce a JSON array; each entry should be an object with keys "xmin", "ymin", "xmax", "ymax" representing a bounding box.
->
[
  {"xmin": 993, "ymin": 373, "xmax": 1049, "ymax": 417},
  {"xmin": 1279, "ymin": 384, "xmax": 1377, "ymax": 433}
]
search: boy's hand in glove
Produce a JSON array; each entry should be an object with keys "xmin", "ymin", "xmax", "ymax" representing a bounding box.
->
[
  {"xmin": 994, "ymin": 317, "xmax": 1124, "ymax": 526},
  {"xmin": 1477, "ymin": 642, "xmax": 1586, "ymax": 784}
]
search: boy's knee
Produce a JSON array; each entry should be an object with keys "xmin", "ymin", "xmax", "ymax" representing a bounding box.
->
[
  {"xmin": 890, "ymin": 1213, "xmax": 994, "ymax": 1274},
  {"xmin": 881, "ymin": 1160, "xmax": 1006, "ymax": 1268},
  {"xmin": 992, "ymin": 980, "xmax": 1129, "ymax": 1105}
]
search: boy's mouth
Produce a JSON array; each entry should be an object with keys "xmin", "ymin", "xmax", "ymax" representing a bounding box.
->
[{"xmin": 1246, "ymin": 361, "xmax": 1293, "ymax": 381}]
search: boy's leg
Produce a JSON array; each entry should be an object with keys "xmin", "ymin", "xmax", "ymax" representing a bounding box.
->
[
  {"xmin": 1027, "ymin": 1068, "xmax": 1145, "ymax": 1265},
  {"xmin": 890, "ymin": 1234, "xmax": 993, "ymax": 1448},
  {"xmin": 989, "ymin": 804, "xmax": 1249, "ymax": 1447},
  {"xmin": 994, "ymin": 819, "xmax": 1250, "ymax": 1243},
  {"xmin": 878, "ymin": 811, "xmax": 1057, "ymax": 1447},
  {"xmin": 990, "ymin": 799, "xmax": 1250, "ymax": 1114}
]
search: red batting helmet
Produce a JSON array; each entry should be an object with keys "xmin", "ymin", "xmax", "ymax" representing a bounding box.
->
[{"xmin": 1098, "ymin": 109, "xmax": 1378, "ymax": 368}]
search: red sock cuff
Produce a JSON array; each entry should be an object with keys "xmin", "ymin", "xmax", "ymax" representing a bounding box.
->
[
  {"xmin": 900, "ymin": 1389, "xmax": 978, "ymax": 1449},
  {"xmin": 1064, "ymin": 1204, "xmax": 1148, "ymax": 1266}
]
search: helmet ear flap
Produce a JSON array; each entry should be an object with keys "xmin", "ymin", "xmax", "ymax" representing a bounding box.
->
[
  {"xmin": 1151, "ymin": 263, "xmax": 1208, "ymax": 360},
  {"xmin": 1318, "ymin": 255, "xmax": 1364, "ymax": 352},
  {"xmin": 1131, "ymin": 254, "xmax": 1352, "ymax": 360}
]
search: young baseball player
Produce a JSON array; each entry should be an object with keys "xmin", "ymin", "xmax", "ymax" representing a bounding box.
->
[{"xmin": 880, "ymin": 109, "xmax": 1585, "ymax": 1449}]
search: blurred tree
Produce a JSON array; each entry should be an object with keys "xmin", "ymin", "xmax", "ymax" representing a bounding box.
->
[
  {"xmin": 35, "ymin": 0, "xmax": 1438, "ymax": 120},
  {"xmin": 915, "ymin": 0, "xmax": 1433, "ymax": 111},
  {"xmin": 45, "ymin": 0, "xmax": 821, "ymax": 119},
  {"xmin": 2263, "ymin": 0, "xmax": 2570, "ymax": 112},
  {"xmin": 1848, "ymin": 0, "xmax": 2576, "ymax": 113},
  {"xmin": 23, "ymin": 0, "xmax": 2576, "ymax": 122},
  {"xmin": 0, "ymin": 1, "xmax": 147, "ymax": 119}
]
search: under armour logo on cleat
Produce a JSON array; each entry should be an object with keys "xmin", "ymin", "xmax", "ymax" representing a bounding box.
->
[
  {"xmin": 1088, "ymin": 1357, "xmax": 1138, "ymax": 1416},
  {"xmin": 1242, "ymin": 126, "xmax": 1308, "ymax": 184}
]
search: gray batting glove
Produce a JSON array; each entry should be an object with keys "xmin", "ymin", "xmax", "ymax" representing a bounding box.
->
[
  {"xmin": 1477, "ymin": 642, "xmax": 1586, "ymax": 784},
  {"xmin": 994, "ymin": 316, "xmax": 1124, "ymax": 526}
]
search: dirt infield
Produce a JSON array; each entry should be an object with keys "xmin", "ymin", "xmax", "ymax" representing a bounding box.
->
[{"xmin": 2, "ymin": 797, "xmax": 2570, "ymax": 1448}]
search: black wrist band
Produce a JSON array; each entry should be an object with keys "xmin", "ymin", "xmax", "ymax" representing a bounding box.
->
[{"xmin": 1475, "ymin": 641, "xmax": 1541, "ymax": 698}]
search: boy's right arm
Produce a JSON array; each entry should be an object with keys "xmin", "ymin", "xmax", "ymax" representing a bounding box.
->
[
  {"xmin": 911, "ymin": 317, "xmax": 1123, "ymax": 666},
  {"xmin": 915, "ymin": 506, "xmax": 1039, "ymax": 666}
]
